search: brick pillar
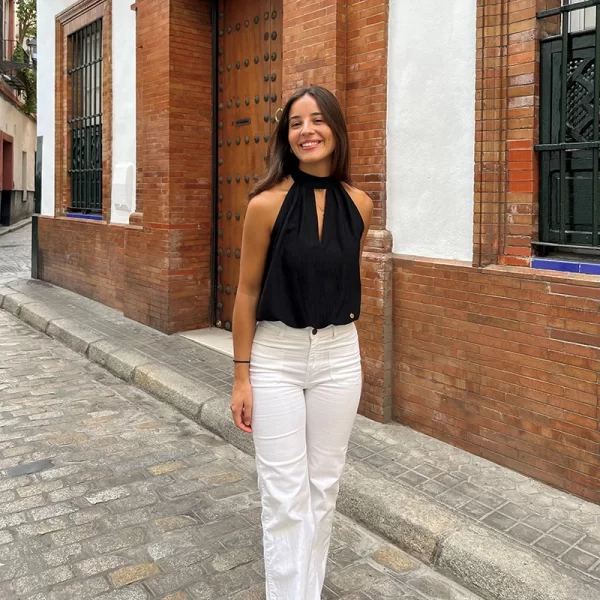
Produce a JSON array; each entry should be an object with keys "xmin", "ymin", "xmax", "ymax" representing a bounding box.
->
[
  {"xmin": 474, "ymin": 0, "xmax": 509, "ymax": 267},
  {"xmin": 282, "ymin": 0, "xmax": 347, "ymax": 102},
  {"xmin": 360, "ymin": 230, "xmax": 393, "ymax": 423},
  {"xmin": 126, "ymin": 0, "xmax": 213, "ymax": 333},
  {"xmin": 474, "ymin": 0, "xmax": 557, "ymax": 268},
  {"xmin": 282, "ymin": 0, "xmax": 392, "ymax": 421}
]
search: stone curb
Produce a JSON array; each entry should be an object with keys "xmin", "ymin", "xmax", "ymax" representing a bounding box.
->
[
  {"xmin": 0, "ymin": 217, "xmax": 31, "ymax": 237},
  {"xmin": 1, "ymin": 291, "xmax": 598, "ymax": 600}
]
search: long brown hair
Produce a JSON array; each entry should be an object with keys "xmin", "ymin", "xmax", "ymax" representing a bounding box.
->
[{"xmin": 248, "ymin": 86, "xmax": 351, "ymax": 200}]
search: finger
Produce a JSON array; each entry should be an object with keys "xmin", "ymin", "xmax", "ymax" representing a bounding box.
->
[
  {"xmin": 243, "ymin": 403, "xmax": 252, "ymax": 428},
  {"xmin": 231, "ymin": 406, "xmax": 243, "ymax": 428},
  {"xmin": 232, "ymin": 405, "xmax": 251, "ymax": 433},
  {"xmin": 240, "ymin": 408, "xmax": 252, "ymax": 432}
]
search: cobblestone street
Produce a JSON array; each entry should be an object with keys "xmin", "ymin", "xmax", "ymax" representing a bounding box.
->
[{"xmin": 0, "ymin": 306, "xmax": 482, "ymax": 599}]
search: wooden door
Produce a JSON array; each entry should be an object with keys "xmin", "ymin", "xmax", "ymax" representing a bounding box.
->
[{"xmin": 216, "ymin": 0, "xmax": 282, "ymax": 331}]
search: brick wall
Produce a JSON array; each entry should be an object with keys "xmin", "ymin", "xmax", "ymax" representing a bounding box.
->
[
  {"xmin": 283, "ymin": 0, "xmax": 392, "ymax": 422},
  {"xmin": 127, "ymin": 0, "xmax": 213, "ymax": 334},
  {"xmin": 393, "ymin": 256, "xmax": 600, "ymax": 502},
  {"xmin": 474, "ymin": 0, "xmax": 563, "ymax": 267},
  {"xmin": 38, "ymin": 217, "xmax": 125, "ymax": 310},
  {"xmin": 43, "ymin": 0, "xmax": 393, "ymax": 417},
  {"xmin": 394, "ymin": 0, "xmax": 600, "ymax": 501},
  {"xmin": 43, "ymin": 0, "xmax": 213, "ymax": 335}
]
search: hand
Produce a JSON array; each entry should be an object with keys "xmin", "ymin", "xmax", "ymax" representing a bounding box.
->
[{"xmin": 230, "ymin": 379, "xmax": 253, "ymax": 433}]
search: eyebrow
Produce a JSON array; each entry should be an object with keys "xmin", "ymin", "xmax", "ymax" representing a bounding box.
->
[{"xmin": 289, "ymin": 112, "xmax": 323, "ymax": 120}]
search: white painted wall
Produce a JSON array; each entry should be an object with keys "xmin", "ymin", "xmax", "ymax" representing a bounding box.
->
[
  {"xmin": 386, "ymin": 0, "xmax": 477, "ymax": 262},
  {"xmin": 111, "ymin": 0, "xmax": 136, "ymax": 224},
  {"xmin": 38, "ymin": 0, "xmax": 136, "ymax": 220},
  {"xmin": 38, "ymin": 0, "xmax": 72, "ymax": 216}
]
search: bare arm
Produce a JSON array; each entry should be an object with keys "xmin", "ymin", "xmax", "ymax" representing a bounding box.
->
[
  {"xmin": 230, "ymin": 194, "xmax": 273, "ymax": 432},
  {"xmin": 357, "ymin": 190, "xmax": 374, "ymax": 258}
]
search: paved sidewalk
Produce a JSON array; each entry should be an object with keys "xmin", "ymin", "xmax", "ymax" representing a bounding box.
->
[
  {"xmin": 0, "ymin": 217, "xmax": 31, "ymax": 238},
  {"xmin": 1, "ymin": 309, "xmax": 486, "ymax": 600},
  {"xmin": 1, "ymin": 226, "xmax": 600, "ymax": 600}
]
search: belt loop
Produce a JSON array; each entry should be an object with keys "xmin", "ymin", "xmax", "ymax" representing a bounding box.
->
[
  {"xmin": 332, "ymin": 325, "xmax": 337, "ymax": 339},
  {"xmin": 277, "ymin": 323, "xmax": 285, "ymax": 339}
]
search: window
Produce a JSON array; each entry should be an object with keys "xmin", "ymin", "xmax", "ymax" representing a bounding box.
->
[
  {"xmin": 537, "ymin": 0, "xmax": 600, "ymax": 251},
  {"xmin": 68, "ymin": 19, "xmax": 102, "ymax": 214}
]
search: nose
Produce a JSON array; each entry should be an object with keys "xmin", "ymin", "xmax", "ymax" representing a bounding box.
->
[{"xmin": 300, "ymin": 119, "xmax": 315, "ymax": 135}]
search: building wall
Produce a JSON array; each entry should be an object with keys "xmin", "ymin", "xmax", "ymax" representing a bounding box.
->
[
  {"xmin": 389, "ymin": 0, "xmax": 600, "ymax": 502},
  {"xmin": 38, "ymin": 0, "xmax": 72, "ymax": 217},
  {"xmin": 38, "ymin": 0, "xmax": 136, "ymax": 220},
  {"xmin": 393, "ymin": 258, "xmax": 600, "ymax": 502},
  {"xmin": 39, "ymin": 0, "xmax": 213, "ymax": 334},
  {"xmin": 386, "ymin": 0, "xmax": 476, "ymax": 262},
  {"xmin": 38, "ymin": 0, "xmax": 600, "ymax": 501},
  {"xmin": 0, "ymin": 92, "xmax": 36, "ymax": 192}
]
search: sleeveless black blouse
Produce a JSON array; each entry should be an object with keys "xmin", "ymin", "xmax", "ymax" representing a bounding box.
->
[{"xmin": 256, "ymin": 168, "xmax": 364, "ymax": 329}]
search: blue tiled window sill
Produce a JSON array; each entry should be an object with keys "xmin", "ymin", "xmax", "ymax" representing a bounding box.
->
[
  {"xmin": 66, "ymin": 212, "xmax": 103, "ymax": 221},
  {"xmin": 531, "ymin": 258, "xmax": 600, "ymax": 275}
]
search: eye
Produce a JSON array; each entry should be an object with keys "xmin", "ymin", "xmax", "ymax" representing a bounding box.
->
[{"xmin": 314, "ymin": 118, "xmax": 323, "ymax": 123}]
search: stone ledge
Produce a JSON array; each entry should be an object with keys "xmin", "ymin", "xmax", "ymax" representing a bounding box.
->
[
  {"xmin": 46, "ymin": 319, "xmax": 105, "ymax": 356},
  {"xmin": 19, "ymin": 303, "xmax": 64, "ymax": 334},
  {"xmin": 132, "ymin": 363, "xmax": 217, "ymax": 422},
  {"xmin": 88, "ymin": 339, "xmax": 152, "ymax": 382}
]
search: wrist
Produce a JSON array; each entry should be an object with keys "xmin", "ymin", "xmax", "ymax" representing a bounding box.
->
[{"xmin": 234, "ymin": 363, "xmax": 250, "ymax": 382}]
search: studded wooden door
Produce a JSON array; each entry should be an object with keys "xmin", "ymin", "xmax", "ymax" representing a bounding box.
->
[{"xmin": 215, "ymin": 0, "xmax": 282, "ymax": 331}]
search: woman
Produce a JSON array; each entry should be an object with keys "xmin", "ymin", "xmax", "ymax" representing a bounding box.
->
[{"xmin": 230, "ymin": 85, "xmax": 373, "ymax": 600}]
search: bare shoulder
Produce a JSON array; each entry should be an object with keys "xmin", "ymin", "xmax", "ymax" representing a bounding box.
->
[
  {"xmin": 342, "ymin": 183, "xmax": 373, "ymax": 221},
  {"xmin": 246, "ymin": 178, "xmax": 293, "ymax": 230}
]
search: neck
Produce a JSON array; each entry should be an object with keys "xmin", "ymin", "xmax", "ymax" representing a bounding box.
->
[{"xmin": 297, "ymin": 159, "xmax": 332, "ymax": 178}]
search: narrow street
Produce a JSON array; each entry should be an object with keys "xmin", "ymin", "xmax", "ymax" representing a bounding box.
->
[
  {"xmin": 0, "ymin": 225, "xmax": 482, "ymax": 599},
  {"xmin": 0, "ymin": 224, "xmax": 31, "ymax": 285}
]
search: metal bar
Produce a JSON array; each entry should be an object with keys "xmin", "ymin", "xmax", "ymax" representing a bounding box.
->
[
  {"xmin": 84, "ymin": 24, "xmax": 90, "ymax": 212},
  {"xmin": 70, "ymin": 31, "xmax": 75, "ymax": 209},
  {"xmin": 91, "ymin": 21, "xmax": 96, "ymax": 211},
  {"xmin": 535, "ymin": 141, "xmax": 600, "ymax": 150},
  {"xmin": 559, "ymin": 12, "xmax": 569, "ymax": 244},
  {"xmin": 98, "ymin": 19, "xmax": 103, "ymax": 211},
  {"xmin": 538, "ymin": 0, "xmax": 600, "ymax": 20},
  {"xmin": 593, "ymin": 3, "xmax": 600, "ymax": 246},
  {"xmin": 76, "ymin": 27, "xmax": 80, "ymax": 210},
  {"xmin": 532, "ymin": 240, "xmax": 600, "ymax": 252}
]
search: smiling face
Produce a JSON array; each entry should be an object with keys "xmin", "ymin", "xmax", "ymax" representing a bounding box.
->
[{"xmin": 288, "ymin": 94, "xmax": 336, "ymax": 174}]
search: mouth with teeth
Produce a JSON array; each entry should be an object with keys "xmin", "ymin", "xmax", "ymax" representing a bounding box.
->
[{"xmin": 299, "ymin": 140, "xmax": 321, "ymax": 151}]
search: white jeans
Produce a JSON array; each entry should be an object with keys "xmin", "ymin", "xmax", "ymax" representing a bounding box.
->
[{"xmin": 250, "ymin": 320, "xmax": 362, "ymax": 600}]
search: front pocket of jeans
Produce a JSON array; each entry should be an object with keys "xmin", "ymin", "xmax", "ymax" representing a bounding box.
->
[
  {"xmin": 250, "ymin": 342, "xmax": 285, "ymax": 386},
  {"xmin": 328, "ymin": 343, "xmax": 362, "ymax": 385}
]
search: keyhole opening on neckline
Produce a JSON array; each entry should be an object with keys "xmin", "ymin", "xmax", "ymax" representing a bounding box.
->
[{"xmin": 315, "ymin": 189, "xmax": 327, "ymax": 243}]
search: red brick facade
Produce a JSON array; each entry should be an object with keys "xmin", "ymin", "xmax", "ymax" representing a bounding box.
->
[
  {"xmin": 393, "ymin": 258, "xmax": 600, "ymax": 502},
  {"xmin": 392, "ymin": 0, "xmax": 599, "ymax": 502},
  {"xmin": 40, "ymin": 0, "xmax": 600, "ymax": 500},
  {"xmin": 42, "ymin": 0, "xmax": 214, "ymax": 334}
]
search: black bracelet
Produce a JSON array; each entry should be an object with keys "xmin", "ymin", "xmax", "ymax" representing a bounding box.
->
[{"xmin": 233, "ymin": 359, "xmax": 250, "ymax": 364}]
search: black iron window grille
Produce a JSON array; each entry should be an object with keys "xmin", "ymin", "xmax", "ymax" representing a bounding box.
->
[
  {"xmin": 537, "ymin": 1, "xmax": 600, "ymax": 252},
  {"xmin": 67, "ymin": 19, "xmax": 103, "ymax": 214}
]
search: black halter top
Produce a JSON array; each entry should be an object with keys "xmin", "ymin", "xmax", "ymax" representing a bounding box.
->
[{"xmin": 256, "ymin": 168, "xmax": 364, "ymax": 329}]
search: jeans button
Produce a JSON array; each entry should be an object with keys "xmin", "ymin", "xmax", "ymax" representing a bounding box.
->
[{"xmin": 311, "ymin": 328, "xmax": 318, "ymax": 335}]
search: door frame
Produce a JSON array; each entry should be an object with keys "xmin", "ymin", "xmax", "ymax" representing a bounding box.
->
[{"xmin": 210, "ymin": 0, "xmax": 219, "ymax": 327}]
